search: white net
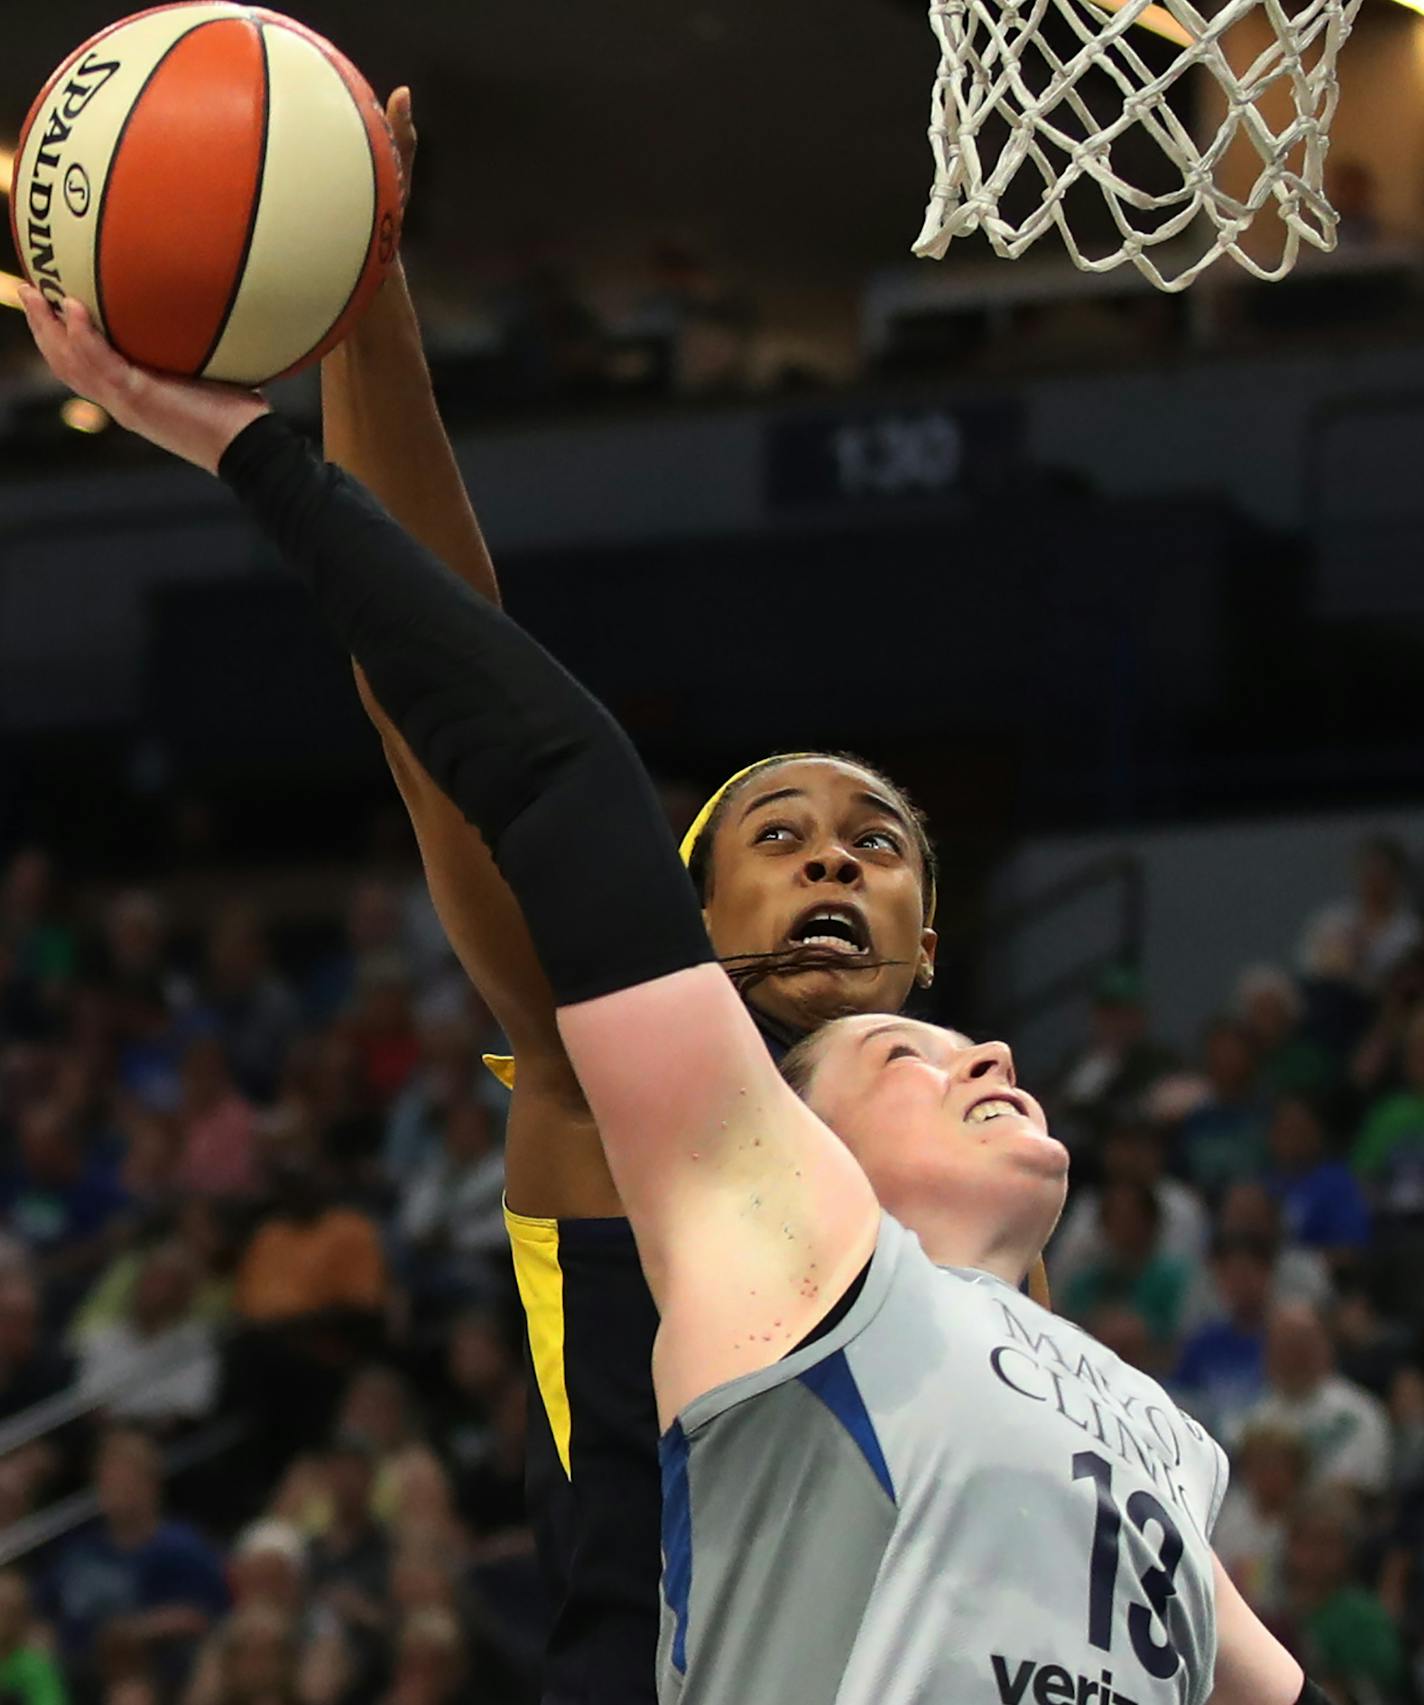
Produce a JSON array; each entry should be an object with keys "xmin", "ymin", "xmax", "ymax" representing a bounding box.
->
[{"xmin": 913, "ymin": 0, "xmax": 1364, "ymax": 290}]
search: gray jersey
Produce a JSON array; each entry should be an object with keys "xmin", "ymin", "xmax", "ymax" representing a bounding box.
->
[{"xmin": 658, "ymin": 1215, "xmax": 1227, "ymax": 1705}]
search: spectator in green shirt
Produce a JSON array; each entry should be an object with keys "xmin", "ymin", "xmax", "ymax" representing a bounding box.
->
[
  {"xmin": 0, "ymin": 1570, "xmax": 67, "ymax": 1705},
  {"xmin": 1062, "ymin": 1179, "xmax": 1191, "ymax": 1358},
  {"xmin": 0, "ymin": 850, "xmax": 75, "ymax": 1044},
  {"xmin": 1235, "ymin": 965, "xmax": 1339, "ymax": 1102},
  {"xmin": 1353, "ymin": 1004, "xmax": 1424, "ymax": 1215},
  {"xmin": 1049, "ymin": 966, "xmax": 1178, "ymax": 1152},
  {"xmin": 1, "ymin": 849, "xmax": 77, "ymax": 986},
  {"xmin": 1282, "ymin": 1491, "xmax": 1405, "ymax": 1700}
]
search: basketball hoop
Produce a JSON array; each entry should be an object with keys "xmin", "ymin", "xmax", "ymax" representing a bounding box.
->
[{"xmin": 913, "ymin": 0, "xmax": 1363, "ymax": 290}]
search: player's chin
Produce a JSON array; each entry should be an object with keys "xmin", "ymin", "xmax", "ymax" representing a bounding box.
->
[
  {"xmin": 1000, "ymin": 1117, "xmax": 1070, "ymax": 1177},
  {"xmin": 1028, "ymin": 1130, "xmax": 1071, "ymax": 1177},
  {"xmin": 776, "ymin": 958, "xmax": 898, "ymax": 1014}
]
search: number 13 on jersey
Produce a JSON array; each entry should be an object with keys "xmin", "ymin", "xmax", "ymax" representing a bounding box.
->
[{"xmin": 1074, "ymin": 1450, "xmax": 1184, "ymax": 1681}]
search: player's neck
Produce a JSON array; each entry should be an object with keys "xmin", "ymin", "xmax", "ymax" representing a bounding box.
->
[{"xmin": 910, "ymin": 1216, "xmax": 1036, "ymax": 1289}]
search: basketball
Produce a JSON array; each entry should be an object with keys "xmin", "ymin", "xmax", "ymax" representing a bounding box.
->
[{"xmin": 8, "ymin": 3, "xmax": 403, "ymax": 385}]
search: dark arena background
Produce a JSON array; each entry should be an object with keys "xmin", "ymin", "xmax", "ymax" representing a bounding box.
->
[{"xmin": 2, "ymin": 0, "xmax": 1424, "ymax": 1699}]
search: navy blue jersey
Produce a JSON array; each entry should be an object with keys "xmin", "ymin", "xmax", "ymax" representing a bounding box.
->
[{"xmin": 502, "ymin": 1015, "xmax": 795, "ymax": 1705}]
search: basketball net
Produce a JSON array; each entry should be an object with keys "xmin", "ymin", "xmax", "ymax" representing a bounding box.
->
[{"xmin": 913, "ymin": 0, "xmax": 1364, "ymax": 290}]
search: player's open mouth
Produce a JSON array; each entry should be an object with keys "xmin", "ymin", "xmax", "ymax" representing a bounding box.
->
[
  {"xmin": 964, "ymin": 1091, "xmax": 1030, "ymax": 1126},
  {"xmin": 785, "ymin": 903, "xmax": 871, "ymax": 957}
]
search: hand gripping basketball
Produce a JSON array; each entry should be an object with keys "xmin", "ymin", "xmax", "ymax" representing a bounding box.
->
[{"xmin": 19, "ymin": 287, "xmax": 268, "ymax": 474}]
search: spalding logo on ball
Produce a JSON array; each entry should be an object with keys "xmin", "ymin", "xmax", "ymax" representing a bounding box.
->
[{"xmin": 9, "ymin": 2, "xmax": 404, "ymax": 385}]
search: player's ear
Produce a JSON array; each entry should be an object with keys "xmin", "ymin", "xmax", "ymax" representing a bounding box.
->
[{"xmin": 915, "ymin": 928, "xmax": 938, "ymax": 990}]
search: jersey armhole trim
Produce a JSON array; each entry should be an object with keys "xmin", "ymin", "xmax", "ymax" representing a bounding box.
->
[{"xmin": 503, "ymin": 1198, "xmax": 558, "ymax": 1237}]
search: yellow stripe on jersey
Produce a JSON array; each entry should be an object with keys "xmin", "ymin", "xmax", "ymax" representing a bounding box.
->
[{"xmin": 505, "ymin": 1201, "xmax": 573, "ymax": 1479}]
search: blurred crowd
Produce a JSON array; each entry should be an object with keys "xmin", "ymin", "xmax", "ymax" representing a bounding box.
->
[
  {"xmin": 1047, "ymin": 833, "xmax": 1424, "ymax": 1705},
  {"xmin": 0, "ymin": 845, "xmax": 537, "ymax": 1705},
  {"xmin": 5, "ymin": 824, "xmax": 1424, "ymax": 1704}
]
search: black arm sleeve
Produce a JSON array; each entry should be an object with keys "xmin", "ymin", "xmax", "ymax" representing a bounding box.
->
[{"xmin": 220, "ymin": 413, "xmax": 714, "ymax": 1008}]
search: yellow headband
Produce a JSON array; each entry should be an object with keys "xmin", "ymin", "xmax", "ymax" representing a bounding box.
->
[
  {"xmin": 680, "ymin": 755, "xmax": 937, "ymax": 925},
  {"xmin": 678, "ymin": 756, "xmax": 812, "ymax": 868}
]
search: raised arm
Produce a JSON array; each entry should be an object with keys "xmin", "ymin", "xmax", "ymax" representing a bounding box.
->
[
  {"xmin": 216, "ymin": 417, "xmax": 880, "ymax": 1416},
  {"xmin": 321, "ymin": 98, "xmax": 496, "ymax": 606},
  {"xmin": 320, "ymin": 94, "xmax": 613, "ymax": 1217},
  {"xmin": 21, "ymin": 295, "xmax": 878, "ymax": 1417}
]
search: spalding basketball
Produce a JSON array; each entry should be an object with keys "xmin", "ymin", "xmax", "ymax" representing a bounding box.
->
[{"xmin": 9, "ymin": 3, "xmax": 403, "ymax": 384}]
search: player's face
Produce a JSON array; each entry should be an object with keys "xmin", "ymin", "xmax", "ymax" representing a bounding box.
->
[
  {"xmin": 804, "ymin": 1014, "xmax": 1068, "ymax": 1260},
  {"xmin": 702, "ymin": 759, "xmax": 936, "ymax": 1033}
]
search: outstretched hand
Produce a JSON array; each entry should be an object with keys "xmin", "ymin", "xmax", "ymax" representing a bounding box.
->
[{"xmin": 18, "ymin": 287, "xmax": 270, "ymax": 474}]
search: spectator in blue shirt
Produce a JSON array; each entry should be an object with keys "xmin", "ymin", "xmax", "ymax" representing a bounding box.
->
[
  {"xmin": 0, "ymin": 1270, "xmax": 76, "ymax": 1509},
  {"xmin": 1175, "ymin": 1017, "xmax": 1271, "ymax": 1199},
  {"xmin": 0, "ymin": 1104, "xmax": 128, "ymax": 1316},
  {"xmin": 107, "ymin": 974, "xmax": 188, "ymax": 1116},
  {"xmin": 1175, "ymin": 1234, "xmax": 1274, "ymax": 1444},
  {"xmin": 41, "ymin": 1429, "xmax": 228, "ymax": 1687},
  {"xmin": 0, "ymin": 1271, "xmax": 73, "ymax": 1422},
  {"xmin": 1265, "ymin": 1094, "xmax": 1371, "ymax": 1264},
  {"xmin": 193, "ymin": 906, "xmax": 300, "ymax": 1104},
  {"xmin": 305, "ymin": 880, "xmax": 406, "ymax": 1029}
]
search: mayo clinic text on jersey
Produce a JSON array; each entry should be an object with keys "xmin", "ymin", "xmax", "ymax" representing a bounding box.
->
[{"xmin": 989, "ymin": 1299, "xmax": 1214, "ymax": 1531}]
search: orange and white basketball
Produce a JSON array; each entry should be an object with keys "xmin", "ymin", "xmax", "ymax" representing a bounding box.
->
[{"xmin": 8, "ymin": 4, "xmax": 403, "ymax": 385}]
